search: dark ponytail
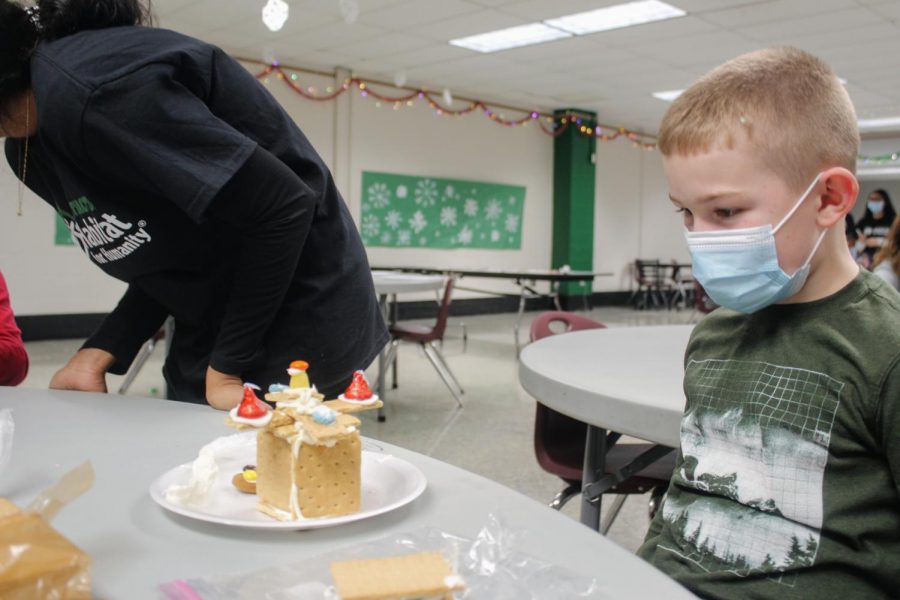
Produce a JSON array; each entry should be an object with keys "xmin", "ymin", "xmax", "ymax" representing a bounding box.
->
[
  {"xmin": 35, "ymin": 0, "xmax": 153, "ymax": 41},
  {"xmin": 0, "ymin": 1, "xmax": 152, "ymax": 108}
]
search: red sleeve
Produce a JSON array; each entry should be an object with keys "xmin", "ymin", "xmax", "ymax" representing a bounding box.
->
[{"xmin": 0, "ymin": 272, "xmax": 28, "ymax": 386}]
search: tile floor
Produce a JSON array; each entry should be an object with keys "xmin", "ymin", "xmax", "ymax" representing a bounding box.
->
[{"xmin": 20, "ymin": 305, "xmax": 696, "ymax": 553}]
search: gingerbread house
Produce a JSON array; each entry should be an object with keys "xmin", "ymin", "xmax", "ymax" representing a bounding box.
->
[{"xmin": 226, "ymin": 368, "xmax": 381, "ymax": 521}]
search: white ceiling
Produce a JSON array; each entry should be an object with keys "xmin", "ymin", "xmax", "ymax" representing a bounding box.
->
[{"xmin": 153, "ymin": 0, "xmax": 900, "ymax": 136}]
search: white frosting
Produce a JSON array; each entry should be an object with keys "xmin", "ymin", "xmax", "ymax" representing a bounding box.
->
[
  {"xmin": 228, "ymin": 405, "xmax": 273, "ymax": 427},
  {"xmin": 444, "ymin": 574, "xmax": 465, "ymax": 589},
  {"xmin": 345, "ymin": 425, "xmax": 357, "ymax": 434},
  {"xmin": 165, "ymin": 445, "xmax": 218, "ymax": 507},
  {"xmin": 276, "ymin": 386, "xmax": 322, "ymax": 413},
  {"xmin": 337, "ymin": 393, "xmax": 379, "ymax": 405},
  {"xmin": 287, "ymin": 367, "xmax": 305, "ymax": 376}
]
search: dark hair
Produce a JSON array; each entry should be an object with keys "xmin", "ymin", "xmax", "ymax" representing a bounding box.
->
[
  {"xmin": 0, "ymin": 1, "xmax": 152, "ymax": 108},
  {"xmin": 865, "ymin": 188, "xmax": 897, "ymax": 222}
]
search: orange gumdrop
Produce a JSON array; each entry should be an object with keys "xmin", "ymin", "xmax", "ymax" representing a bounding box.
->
[{"xmin": 289, "ymin": 360, "xmax": 309, "ymax": 371}]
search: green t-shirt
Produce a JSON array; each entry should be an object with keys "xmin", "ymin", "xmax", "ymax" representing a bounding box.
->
[{"xmin": 639, "ymin": 270, "xmax": 900, "ymax": 599}]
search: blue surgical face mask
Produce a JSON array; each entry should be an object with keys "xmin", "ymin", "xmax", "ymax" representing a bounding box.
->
[
  {"xmin": 685, "ymin": 175, "xmax": 826, "ymax": 314},
  {"xmin": 868, "ymin": 199, "xmax": 884, "ymax": 214}
]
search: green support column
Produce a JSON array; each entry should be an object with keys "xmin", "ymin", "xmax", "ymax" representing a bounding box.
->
[{"xmin": 552, "ymin": 108, "xmax": 596, "ymax": 305}]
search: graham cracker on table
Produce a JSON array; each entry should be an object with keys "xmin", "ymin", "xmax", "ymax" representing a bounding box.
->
[{"xmin": 330, "ymin": 552, "xmax": 464, "ymax": 600}]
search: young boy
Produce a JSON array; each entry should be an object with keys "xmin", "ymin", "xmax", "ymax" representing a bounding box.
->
[{"xmin": 638, "ymin": 48, "xmax": 900, "ymax": 598}]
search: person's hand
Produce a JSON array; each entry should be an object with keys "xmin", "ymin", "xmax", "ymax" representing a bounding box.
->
[
  {"xmin": 49, "ymin": 348, "xmax": 114, "ymax": 393},
  {"xmin": 206, "ymin": 366, "xmax": 244, "ymax": 411}
]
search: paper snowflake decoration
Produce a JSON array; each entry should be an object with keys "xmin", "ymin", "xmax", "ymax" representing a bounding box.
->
[
  {"xmin": 366, "ymin": 182, "xmax": 391, "ymax": 209},
  {"xmin": 361, "ymin": 214, "xmax": 380, "ymax": 237},
  {"xmin": 504, "ymin": 214, "xmax": 520, "ymax": 233},
  {"xmin": 485, "ymin": 199, "xmax": 503, "ymax": 220},
  {"xmin": 457, "ymin": 225, "xmax": 473, "ymax": 245},
  {"xmin": 414, "ymin": 178, "xmax": 439, "ymax": 207},
  {"xmin": 463, "ymin": 198, "xmax": 479, "ymax": 217},
  {"xmin": 408, "ymin": 210, "xmax": 428, "ymax": 234},
  {"xmin": 384, "ymin": 210, "xmax": 402, "ymax": 230},
  {"xmin": 440, "ymin": 206, "xmax": 458, "ymax": 227}
]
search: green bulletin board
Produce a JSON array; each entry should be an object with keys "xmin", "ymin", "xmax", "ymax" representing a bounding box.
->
[{"xmin": 360, "ymin": 171, "xmax": 525, "ymax": 250}]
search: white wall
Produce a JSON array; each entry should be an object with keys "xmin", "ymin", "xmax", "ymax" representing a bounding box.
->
[
  {"xmin": 0, "ymin": 59, "xmax": 684, "ymax": 317},
  {"xmin": 593, "ymin": 143, "xmax": 686, "ymax": 293}
]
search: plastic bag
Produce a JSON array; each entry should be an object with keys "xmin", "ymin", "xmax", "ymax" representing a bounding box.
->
[
  {"xmin": 160, "ymin": 514, "xmax": 607, "ymax": 599},
  {"xmin": 0, "ymin": 461, "xmax": 95, "ymax": 599}
]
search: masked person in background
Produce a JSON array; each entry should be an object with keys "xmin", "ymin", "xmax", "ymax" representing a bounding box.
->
[
  {"xmin": 857, "ymin": 188, "xmax": 897, "ymax": 265},
  {"xmin": 0, "ymin": 0, "xmax": 387, "ymax": 408}
]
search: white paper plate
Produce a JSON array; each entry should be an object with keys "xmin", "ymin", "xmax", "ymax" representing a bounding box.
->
[{"xmin": 149, "ymin": 432, "xmax": 426, "ymax": 530}]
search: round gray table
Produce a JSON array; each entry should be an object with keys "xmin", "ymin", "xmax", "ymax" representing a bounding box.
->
[
  {"xmin": 518, "ymin": 325, "xmax": 693, "ymax": 529},
  {"xmin": 0, "ymin": 388, "xmax": 691, "ymax": 599}
]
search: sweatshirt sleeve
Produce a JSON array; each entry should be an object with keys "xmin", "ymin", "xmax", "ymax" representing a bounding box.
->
[
  {"xmin": 203, "ymin": 145, "xmax": 316, "ymax": 375},
  {"xmin": 0, "ymin": 272, "xmax": 28, "ymax": 386},
  {"xmin": 82, "ymin": 284, "xmax": 169, "ymax": 375}
]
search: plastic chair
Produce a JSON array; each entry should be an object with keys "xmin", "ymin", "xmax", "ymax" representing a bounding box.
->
[
  {"xmin": 118, "ymin": 325, "xmax": 167, "ymax": 395},
  {"xmin": 630, "ymin": 260, "xmax": 672, "ymax": 310},
  {"xmin": 529, "ymin": 311, "xmax": 675, "ymax": 533},
  {"xmin": 384, "ymin": 277, "xmax": 464, "ymax": 406}
]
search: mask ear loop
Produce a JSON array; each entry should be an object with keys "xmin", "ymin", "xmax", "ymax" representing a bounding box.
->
[
  {"xmin": 773, "ymin": 174, "xmax": 821, "ymax": 234},
  {"xmin": 778, "ymin": 174, "xmax": 828, "ymax": 273}
]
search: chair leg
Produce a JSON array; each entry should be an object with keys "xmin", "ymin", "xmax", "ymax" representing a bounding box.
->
[
  {"xmin": 391, "ymin": 342, "xmax": 399, "ymax": 389},
  {"xmin": 428, "ymin": 342, "xmax": 464, "ymax": 395},
  {"xmin": 118, "ymin": 338, "xmax": 157, "ymax": 394},
  {"xmin": 374, "ymin": 340, "xmax": 399, "ymax": 392},
  {"xmin": 549, "ymin": 483, "xmax": 581, "ymax": 510},
  {"xmin": 648, "ymin": 485, "xmax": 667, "ymax": 520},
  {"xmin": 600, "ymin": 495, "xmax": 628, "ymax": 535},
  {"xmin": 422, "ymin": 343, "xmax": 463, "ymax": 407}
]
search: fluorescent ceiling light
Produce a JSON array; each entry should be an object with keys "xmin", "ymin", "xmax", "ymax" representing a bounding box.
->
[
  {"xmin": 652, "ymin": 89, "xmax": 683, "ymax": 102},
  {"xmin": 858, "ymin": 116, "xmax": 900, "ymax": 132},
  {"xmin": 450, "ymin": 23, "xmax": 571, "ymax": 53},
  {"xmin": 545, "ymin": 0, "xmax": 686, "ymax": 35}
]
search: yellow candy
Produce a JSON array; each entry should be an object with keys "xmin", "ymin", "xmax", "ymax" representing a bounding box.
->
[{"xmin": 242, "ymin": 469, "xmax": 258, "ymax": 483}]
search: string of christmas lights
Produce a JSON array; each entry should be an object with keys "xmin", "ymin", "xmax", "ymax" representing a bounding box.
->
[
  {"xmin": 858, "ymin": 151, "xmax": 900, "ymax": 164},
  {"xmin": 255, "ymin": 63, "xmax": 657, "ymax": 150}
]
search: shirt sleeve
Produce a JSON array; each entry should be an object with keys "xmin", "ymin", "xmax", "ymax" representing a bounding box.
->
[
  {"xmin": 0, "ymin": 272, "xmax": 28, "ymax": 386},
  {"xmin": 204, "ymin": 145, "xmax": 316, "ymax": 376},
  {"xmin": 82, "ymin": 284, "xmax": 169, "ymax": 375},
  {"xmin": 80, "ymin": 63, "xmax": 257, "ymax": 223}
]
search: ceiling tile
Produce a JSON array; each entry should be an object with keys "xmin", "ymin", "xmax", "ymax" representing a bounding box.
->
[
  {"xmin": 356, "ymin": 0, "xmax": 482, "ymax": 30},
  {"xmin": 738, "ymin": 8, "xmax": 883, "ymax": 42},
  {"xmin": 413, "ymin": 10, "xmax": 528, "ymax": 41},
  {"xmin": 697, "ymin": 0, "xmax": 857, "ymax": 28}
]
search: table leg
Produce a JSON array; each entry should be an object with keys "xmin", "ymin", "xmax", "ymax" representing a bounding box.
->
[
  {"xmin": 391, "ymin": 293, "xmax": 398, "ymax": 389},
  {"xmin": 514, "ymin": 282, "xmax": 527, "ymax": 357},
  {"xmin": 581, "ymin": 424, "xmax": 606, "ymax": 531},
  {"xmin": 377, "ymin": 294, "xmax": 389, "ymax": 422}
]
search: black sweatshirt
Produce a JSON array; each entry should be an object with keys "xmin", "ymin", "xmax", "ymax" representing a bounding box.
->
[{"xmin": 6, "ymin": 26, "xmax": 388, "ymax": 401}]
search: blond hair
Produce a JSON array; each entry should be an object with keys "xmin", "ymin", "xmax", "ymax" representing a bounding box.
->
[
  {"xmin": 658, "ymin": 47, "xmax": 859, "ymax": 191},
  {"xmin": 873, "ymin": 216, "xmax": 900, "ymax": 276}
]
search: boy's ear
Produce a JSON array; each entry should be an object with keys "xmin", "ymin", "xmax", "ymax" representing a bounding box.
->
[{"xmin": 816, "ymin": 167, "xmax": 858, "ymax": 228}]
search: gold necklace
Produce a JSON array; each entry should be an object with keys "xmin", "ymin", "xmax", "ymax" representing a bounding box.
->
[
  {"xmin": 17, "ymin": 97, "xmax": 29, "ymax": 216},
  {"xmin": 16, "ymin": 96, "xmax": 31, "ymax": 217}
]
